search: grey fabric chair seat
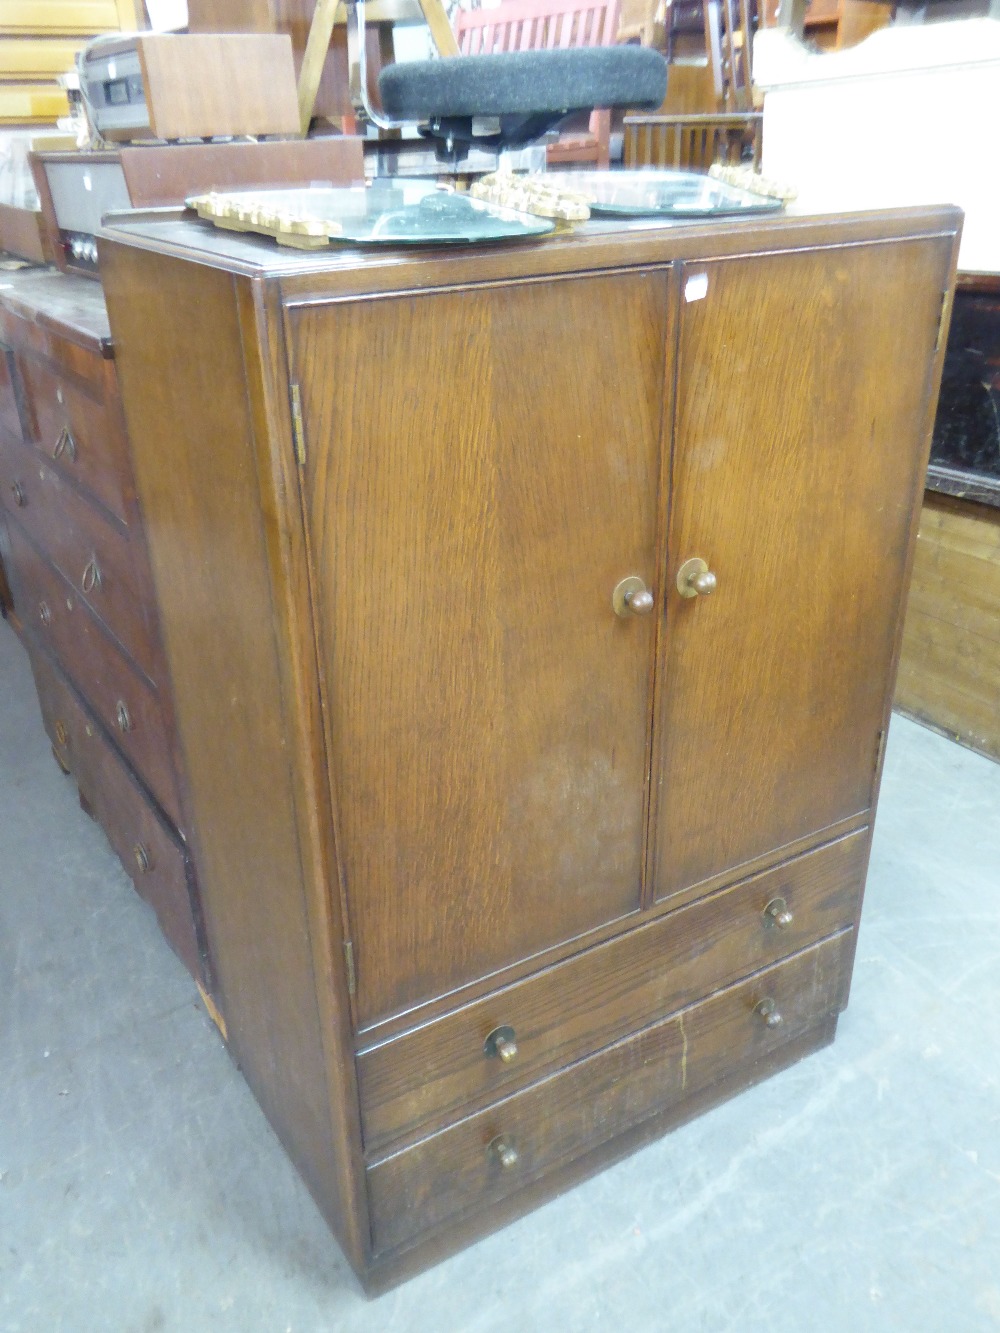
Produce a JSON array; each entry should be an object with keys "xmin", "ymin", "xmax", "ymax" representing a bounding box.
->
[{"xmin": 379, "ymin": 46, "xmax": 667, "ymax": 122}]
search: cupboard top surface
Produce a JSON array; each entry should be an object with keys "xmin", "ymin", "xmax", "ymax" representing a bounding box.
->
[{"xmin": 98, "ymin": 203, "xmax": 962, "ymax": 287}]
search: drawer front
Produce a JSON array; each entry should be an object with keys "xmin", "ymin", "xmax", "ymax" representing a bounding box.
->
[
  {"xmin": 0, "ymin": 437, "xmax": 160, "ymax": 681},
  {"xmin": 8, "ymin": 520, "xmax": 182, "ymax": 828},
  {"xmin": 357, "ymin": 829, "xmax": 866, "ymax": 1151},
  {"xmin": 19, "ymin": 353, "xmax": 133, "ymax": 526},
  {"xmin": 367, "ymin": 931, "xmax": 853, "ymax": 1255},
  {"xmin": 29, "ymin": 648, "xmax": 202, "ymax": 980}
]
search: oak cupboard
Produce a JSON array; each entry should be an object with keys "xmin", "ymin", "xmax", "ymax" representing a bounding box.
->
[{"xmin": 98, "ymin": 202, "xmax": 959, "ymax": 1289}]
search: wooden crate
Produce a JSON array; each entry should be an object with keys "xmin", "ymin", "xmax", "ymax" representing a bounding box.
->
[{"xmin": 896, "ymin": 492, "xmax": 1000, "ymax": 762}]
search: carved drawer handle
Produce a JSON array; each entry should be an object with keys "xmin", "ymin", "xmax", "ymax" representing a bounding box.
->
[
  {"xmin": 81, "ymin": 556, "xmax": 102, "ymax": 594},
  {"xmin": 53, "ymin": 426, "xmax": 77, "ymax": 462}
]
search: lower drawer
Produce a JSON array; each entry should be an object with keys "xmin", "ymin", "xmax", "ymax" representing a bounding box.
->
[
  {"xmin": 366, "ymin": 930, "xmax": 852, "ymax": 1255},
  {"xmin": 30, "ymin": 648, "xmax": 203, "ymax": 982},
  {"xmin": 8, "ymin": 518, "xmax": 182, "ymax": 827},
  {"xmin": 357, "ymin": 829, "xmax": 866, "ymax": 1150}
]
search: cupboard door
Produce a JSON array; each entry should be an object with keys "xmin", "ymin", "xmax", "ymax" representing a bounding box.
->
[
  {"xmin": 291, "ymin": 272, "xmax": 669, "ymax": 1026},
  {"xmin": 652, "ymin": 238, "xmax": 953, "ymax": 902}
]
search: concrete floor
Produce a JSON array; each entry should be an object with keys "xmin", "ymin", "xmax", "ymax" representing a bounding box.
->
[{"xmin": 1, "ymin": 615, "xmax": 999, "ymax": 1333}]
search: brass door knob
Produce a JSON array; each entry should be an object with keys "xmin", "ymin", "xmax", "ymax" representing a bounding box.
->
[
  {"xmin": 484, "ymin": 1026, "xmax": 518, "ymax": 1064},
  {"xmin": 755, "ymin": 997, "xmax": 783, "ymax": 1028},
  {"xmin": 134, "ymin": 843, "xmax": 151, "ymax": 874},
  {"xmin": 677, "ymin": 557, "xmax": 717, "ymax": 599},
  {"xmin": 763, "ymin": 897, "xmax": 793, "ymax": 929},
  {"xmin": 612, "ymin": 575, "xmax": 655, "ymax": 617},
  {"xmin": 489, "ymin": 1135, "xmax": 519, "ymax": 1169},
  {"xmin": 54, "ymin": 720, "xmax": 69, "ymax": 747}
]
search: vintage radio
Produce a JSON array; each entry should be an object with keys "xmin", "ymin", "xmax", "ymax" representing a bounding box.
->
[
  {"xmin": 78, "ymin": 34, "xmax": 301, "ymax": 142},
  {"xmin": 30, "ymin": 138, "xmax": 365, "ymax": 276}
]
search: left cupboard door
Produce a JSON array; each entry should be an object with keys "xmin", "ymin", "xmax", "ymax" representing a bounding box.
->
[{"xmin": 289, "ymin": 271, "xmax": 671, "ymax": 1027}]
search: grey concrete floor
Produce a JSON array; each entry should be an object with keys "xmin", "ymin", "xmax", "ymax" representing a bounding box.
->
[{"xmin": 1, "ymin": 614, "xmax": 999, "ymax": 1333}]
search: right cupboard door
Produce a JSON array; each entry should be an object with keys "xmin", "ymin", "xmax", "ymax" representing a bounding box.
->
[{"xmin": 651, "ymin": 238, "xmax": 954, "ymax": 903}]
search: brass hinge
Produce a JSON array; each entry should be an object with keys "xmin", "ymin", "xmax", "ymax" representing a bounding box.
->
[
  {"xmin": 874, "ymin": 727, "xmax": 888, "ymax": 776},
  {"xmin": 343, "ymin": 940, "xmax": 357, "ymax": 997},
  {"xmin": 290, "ymin": 382, "xmax": 306, "ymax": 466},
  {"xmin": 935, "ymin": 289, "xmax": 953, "ymax": 353}
]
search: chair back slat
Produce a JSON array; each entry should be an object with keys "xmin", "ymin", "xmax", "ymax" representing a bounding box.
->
[{"xmin": 454, "ymin": 0, "xmax": 623, "ymax": 55}]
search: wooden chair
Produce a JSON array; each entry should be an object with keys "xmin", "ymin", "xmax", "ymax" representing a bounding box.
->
[
  {"xmin": 453, "ymin": 0, "xmax": 623, "ymax": 167},
  {"xmin": 703, "ymin": 0, "xmax": 756, "ymax": 110},
  {"xmin": 622, "ymin": 110, "xmax": 762, "ymax": 168}
]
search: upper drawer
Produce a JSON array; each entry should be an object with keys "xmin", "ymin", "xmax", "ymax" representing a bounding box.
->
[
  {"xmin": 366, "ymin": 930, "xmax": 853, "ymax": 1256},
  {"xmin": 7, "ymin": 519, "xmax": 182, "ymax": 829},
  {"xmin": 356, "ymin": 828, "xmax": 867, "ymax": 1152},
  {"xmin": 18, "ymin": 353, "xmax": 133, "ymax": 526},
  {"xmin": 0, "ymin": 437, "xmax": 160, "ymax": 682}
]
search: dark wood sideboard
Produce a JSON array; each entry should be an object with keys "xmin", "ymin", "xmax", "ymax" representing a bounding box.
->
[
  {"xmin": 0, "ymin": 267, "xmax": 215, "ymax": 1000},
  {"xmin": 93, "ymin": 202, "xmax": 959, "ymax": 1290}
]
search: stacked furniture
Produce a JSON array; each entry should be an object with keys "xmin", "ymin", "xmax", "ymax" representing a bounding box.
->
[
  {"xmin": 98, "ymin": 199, "xmax": 958, "ymax": 1288},
  {"xmin": 0, "ymin": 267, "xmax": 212, "ymax": 995},
  {"xmin": 0, "ymin": 0, "xmax": 140, "ymax": 128}
]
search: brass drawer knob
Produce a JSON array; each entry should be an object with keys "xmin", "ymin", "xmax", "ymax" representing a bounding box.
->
[
  {"xmin": 755, "ymin": 997, "xmax": 783, "ymax": 1029},
  {"xmin": 115, "ymin": 700, "xmax": 132, "ymax": 733},
  {"xmin": 81, "ymin": 556, "xmax": 102, "ymax": 594},
  {"xmin": 10, "ymin": 480, "xmax": 25, "ymax": 507},
  {"xmin": 484, "ymin": 1025, "xmax": 518, "ymax": 1064},
  {"xmin": 38, "ymin": 601, "xmax": 51, "ymax": 626},
  {"xmin": 677, "ymin": 557, "xmax": 717, "ymax": 599},
  {"xmin": 612, "ymin": 575, "xmax": 655, "ymax": 618},
  {"xmin": 489, "ymin": 1135, "xmax": 519, "ymax": 1169},
  {"xmin": 53, "ymin": 426, "xmax": 77, "ymax": 462},
  {"xmin": 133, "ymin": 843, "xmax": 151, "ymax": 874},
  {"xmin": 54, "ymin": 719, "xmax": 69, "ymax": 747},
  {"xmin": 763, "ymin": 896, "xmax": 794, "ymax": 929}
]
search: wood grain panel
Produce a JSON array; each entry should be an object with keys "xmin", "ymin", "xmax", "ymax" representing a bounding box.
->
[
  {"xmin": 651, "ymin": 238, "xmax": 955, "ymax": 903},
  {"xmin": 367, "ymin": 930, "xmax": 853, "ymax": 1254},
  {"xmin": 99, "ymin": 244, "xmax": 363, "ymax": 1268},
  {"xmin": 292, "ymin": 271, "xmax": 670, "ymax": 1024},
  {"xmin": 896, "ymin": 493, "xmax": 1000, "ymax": 760},
  {"xmin": 357, "ymin": 827, "xmax": 866, "ymax": 1151}
]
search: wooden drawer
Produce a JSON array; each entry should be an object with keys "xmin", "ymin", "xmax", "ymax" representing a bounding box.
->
[
  {"xmin": 356, "ymin": 828, "xmax": 866, "ymax": 1151},
  {"xmin": 29, "ymin": 647, "xmax": 202, "ymax": 979},
  {"xmin": 366, "ymin": 930, "xmax": 853, "ymax": 1255},
  {"xmin": 0, "ymin": 437, "xmax": 160, "ymax": 681},
  {"xmin": 18, "ymin": 353, "xmax": 133, "ymax": 526},
  {"xmin": 6, "ymin": 519, "xmax": 182, "ymax": 828}
]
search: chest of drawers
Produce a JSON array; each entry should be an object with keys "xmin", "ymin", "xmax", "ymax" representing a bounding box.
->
[
  {"xmin": 0, "ymin": 268, "xmax": 210, "ymax": 989},
  {"xmin": 98, "ymin": 202, "xmax": 959, "ymax": 1290}
]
